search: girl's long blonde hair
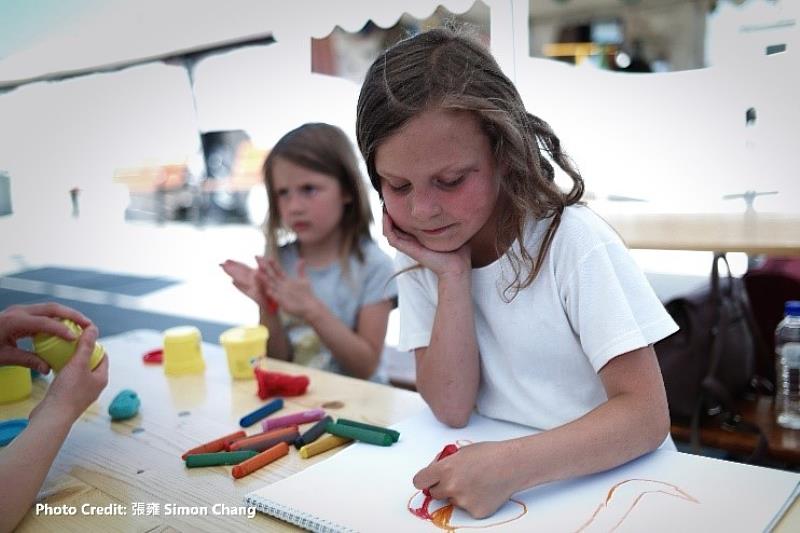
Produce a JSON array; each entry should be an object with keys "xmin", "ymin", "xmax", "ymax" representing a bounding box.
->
[
  {"xmin": 263, "ymin": 123, "xmax": 373, "ymax": 271},
  {"xmin": 356, "ymin": 28, "xmax": 584, "ymax": 300}
]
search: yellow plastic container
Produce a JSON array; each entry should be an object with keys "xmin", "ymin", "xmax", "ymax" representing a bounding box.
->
[
  {"xmin": 219, "ymin": 325, "xmax": 269, "ymax": 379},
  {"xmin": 32, "ymin": 319, "xmax": 105, "ymax": 372},
  {"xmin": 0, "ymin": 366, "xmax": 32, "ymax": 404},
  {"xmin": 163, "ymin": 326, "xmax": 205, "ymax": 376}
]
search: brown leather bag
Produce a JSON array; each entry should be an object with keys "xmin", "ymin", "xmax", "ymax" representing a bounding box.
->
[{"xmin": 655, "ymin": 254, "xmax": 769, "ymax": 459}]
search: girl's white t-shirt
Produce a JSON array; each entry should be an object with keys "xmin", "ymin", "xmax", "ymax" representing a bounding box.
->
[{"xmin": 396, "ymin": 205, "xmax": 678, "ymax": 432}]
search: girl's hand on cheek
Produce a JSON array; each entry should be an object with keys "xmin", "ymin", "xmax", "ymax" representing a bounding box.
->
[
  {"xmin": 383, "ymin": 210, "xmax": 470, "ymax": 280},
  {"xmin": 412, "ymin": 441, "xmax": 515, "ymax": 520},
  {"xmin": 262, "ymin": 259, "xmax": 320, "ymax": 320}
]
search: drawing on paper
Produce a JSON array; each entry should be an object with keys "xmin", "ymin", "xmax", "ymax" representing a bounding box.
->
[
  {"xmin": 574, "ymin": 479, "xmax": 698, "ymax": 532},
  {"xmin": 407, "ymin": 440, "xmax": 527, "ymax": 531},
  {"xmin": 407, "ymin": 491, "xmax": 527, "ymax": 532}
]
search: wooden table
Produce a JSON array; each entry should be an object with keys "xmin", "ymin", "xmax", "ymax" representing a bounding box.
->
[
  {"xmin": 2, "ymin": 329, "xmax": 798, "ymax": 531},
  {"xmin": 3, "ymin": 329, "xmax": 426, "ymax": 532},
  {"xmin": 598, "ymin": 211, "xmax": 800, "ymax": 256}
]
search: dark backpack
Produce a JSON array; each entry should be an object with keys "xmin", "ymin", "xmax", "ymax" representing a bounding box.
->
[{"xmin": 654, "ymin": 253, "xmax": 769, "ymax": 458}]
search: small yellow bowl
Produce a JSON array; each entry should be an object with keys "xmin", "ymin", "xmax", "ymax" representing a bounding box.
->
[
  {"xmin": 0, "ymin": 366, "xmax": 32, "ymax": 404},
  {"xmin": 163, "ymin": 326, "xmax": 205, "ymax": 375},
  {"xmin": 219, "ymin": 325, "xmax": 269, "ymax": 379}
]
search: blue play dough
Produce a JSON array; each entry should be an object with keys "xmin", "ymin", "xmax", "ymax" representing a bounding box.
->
[
  {"xmin": 108, "ymin": 389, "xmax": 140, "ymax": 421},
  {"xmin": 0, "ymin": 418, "xmax": 28, "ymax": 447}
]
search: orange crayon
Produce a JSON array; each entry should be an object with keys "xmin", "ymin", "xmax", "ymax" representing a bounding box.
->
[
  {"xmin": 227, "ymin": 426, "xmax": 299, "ymax": 452},
  {"xmin": 182, "ymin": 430, "xmax": 246, "ymax": 460},
  {"xmin": 232, "ymin": 441, "xmax": 289, "ymax": 479}
]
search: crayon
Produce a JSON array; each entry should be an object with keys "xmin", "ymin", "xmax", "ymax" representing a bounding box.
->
[
  {"xmin": 293, "ymin": 415, "xmax": 333, "ymax": 449},
  {"xmin": 326, "ymin": 421, "xmax": 393, "ymax": 446},
  {"xmin": 239, "ymin": 398, "xmax": 284, "ymax": 428},
  {"xmin": 228, "ymin": 426, "xmax": 299, "ymax": 453},
  {"xmin": 337, "ymin": 418, "xmax": 400, "ymax": 442},
  {"xmin": 181, "ymin": 430, "xmax": 246, "ymax": 459},
  {"xmin": 298, "ymin": 434, "xmax": 352, "ymax": 459},
  {"xmin": 260, "ymin": 408, "xmax": 325, "ymax": 431},
  {"xmin": 423, "ymin": 444, "xmax": 459, "ymax": 497},
  {"xmin": 232, "ymin": 441, "xmax": 289, "ymax": 479},
  {"xmin": 185, "ymin": 450, "xmax": 258, "ymax": 468}
]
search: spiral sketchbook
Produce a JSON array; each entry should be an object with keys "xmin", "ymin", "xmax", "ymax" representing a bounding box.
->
[{"xmin": 244, "ymin": 410, "xmax": 800, "ymax": 532}]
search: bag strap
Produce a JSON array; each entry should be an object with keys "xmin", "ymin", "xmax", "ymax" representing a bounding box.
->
[
  {"xmin": 713, "ymin": 252, "xmax": 773, "ymax": 393},
  {"xmin": 690, "ymin": 253, "xmax": 770, "ymax": 463},
  {"xmin": 710, "ymin": 252, "xmax": 732, "ymax": 302}
]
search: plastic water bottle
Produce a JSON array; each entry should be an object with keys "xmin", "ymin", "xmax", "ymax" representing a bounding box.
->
[{"xmin": 776, "ymin": 300, "xmax": 800, "ymax": 429}]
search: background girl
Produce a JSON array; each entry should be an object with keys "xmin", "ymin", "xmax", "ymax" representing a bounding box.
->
[
  {"xmin": 356, "ymin": 29, "xmax": 678, "ymax": 518},
  {"xmin": 222, "ymin": 123, "xmax": 396, "ymax": 380}
]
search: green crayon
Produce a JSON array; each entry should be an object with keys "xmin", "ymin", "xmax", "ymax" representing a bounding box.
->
[
  {"xmin": 337, "ymin": 418, "xmax": 400, "ymax": 442},
  {"xmin": 185, "ymin": 450, "xmax": 259, "ymax": 468},
  {"xmin": 326, "ymin": 421, "xmax": 393, "ymax": 446}
]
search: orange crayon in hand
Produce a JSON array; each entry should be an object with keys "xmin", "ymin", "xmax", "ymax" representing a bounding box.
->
[{"xmin": 232, "ymin": 441, "xmax": 289, "ymax": 479}]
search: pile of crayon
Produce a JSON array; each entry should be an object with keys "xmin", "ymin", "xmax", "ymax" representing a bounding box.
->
[{"xmin": 180, "ymin": 397, "xmax": 400, "ymax": 479}]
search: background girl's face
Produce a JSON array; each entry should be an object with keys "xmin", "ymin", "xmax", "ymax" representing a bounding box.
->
[
  {"xmin": 375, "ymin": 109, "xmax": 501, "ymax": 257},
  {"xmin": 271, "ymin": 156, "xmax": 351, "ymax": 247}
]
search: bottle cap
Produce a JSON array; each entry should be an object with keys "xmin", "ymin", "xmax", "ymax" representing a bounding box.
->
[
  {"xmin": 32, "ymin": 319, "xmax": 105, "ymax": 372},
  {"xmin": 786, "ymin": 301, "xmax": 800, "ymax": 317}
]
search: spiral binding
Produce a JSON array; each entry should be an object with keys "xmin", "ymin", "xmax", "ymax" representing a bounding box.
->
[{"xmin": 244, "ymin": 494, "xmax": 359, "ymax": 533}]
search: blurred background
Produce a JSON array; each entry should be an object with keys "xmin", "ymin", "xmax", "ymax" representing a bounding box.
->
[{"xmin": 0, "ymin": 0, "xmax": 797, "ymax": 379}]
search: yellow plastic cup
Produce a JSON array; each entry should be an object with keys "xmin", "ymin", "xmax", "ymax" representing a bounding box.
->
[
  {"xmin": 0, "ymin": 366, "xmax": 32, "ymax": 404},
  {"xmin": 219, "ymin": 325, "xmax": 269, "ymax": 379},
  {"xmin": 32, "ymin": 319, "xmax": 105, "ymax": 372},
  {"xmin": 163, "ymin": 326, "xmax": 205, "ymax": 376}
]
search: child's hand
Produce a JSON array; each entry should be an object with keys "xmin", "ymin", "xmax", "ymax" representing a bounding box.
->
[
  {"xmin": 0, "ymin": 303, "xmax": 91, "ymax": 374},
  {"xmin": 261, "ymin": 258, "xmax": 320, "ymax": 320},
  {"xmin": 220, "ymin": 259, "xmax": 269, "ymax": 306},
  {"xmin": 31, "ymin": 325, "xmax": 109, "ymax": 423},
  {"xmin": 383, "ymin": 210, "xmax": 471, "ymax": 280},
  {"xmin": 413, "ymin": 441, "xmax": 514, "ymax": 519}
]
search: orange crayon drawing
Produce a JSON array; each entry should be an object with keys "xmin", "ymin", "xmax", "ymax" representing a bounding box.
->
[
  {"xmin": 575, "ymin": 479, "xmax": 698, "ymax": 532},
  {"xmin": 407, "ymin": 492, "xmax": 527, "ymax": 532}
]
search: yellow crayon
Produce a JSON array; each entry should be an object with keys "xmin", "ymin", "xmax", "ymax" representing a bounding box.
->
[{"xmin": 298, "ymin": 434, "xmax": 352, "ymax": 459}]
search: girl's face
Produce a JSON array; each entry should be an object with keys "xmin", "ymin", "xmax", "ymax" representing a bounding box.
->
[
  {"xmin": 375, "ymin": 109, "xmax": 502, "ymax": 261},
  {"xmin": 271, "ymin": 156, "xmax": 351, "ymax": 247}
]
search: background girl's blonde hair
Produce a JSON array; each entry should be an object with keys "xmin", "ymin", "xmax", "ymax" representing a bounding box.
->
[
  {"xmin": 263, "ymin": 123, "xmax": 373, "ymax": 272},
  {"xmin": 356, "ymin": 28, "xmax": 584, "ymax": 300}
]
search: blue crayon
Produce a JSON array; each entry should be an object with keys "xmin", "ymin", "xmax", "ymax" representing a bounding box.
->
[
  {"xmin": 294, "ymin": 415, "xmax": 333, "ymax": 449},
  {"xmin": 239, "ymin": 398, "xmax": 284, "ymax": 428}
]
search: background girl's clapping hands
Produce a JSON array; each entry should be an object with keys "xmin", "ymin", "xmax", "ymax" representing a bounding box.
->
[
  {"xmin": 259, "ymin": 258, "xmax": 320, "ymax": 320},
  {"xmin": 220, "ymin": 258, "xmax": 270, "ymax": 307}
]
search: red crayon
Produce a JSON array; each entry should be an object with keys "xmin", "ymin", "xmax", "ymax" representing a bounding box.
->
[
  {"xmin": 232, "ymin": 441, "xmax": 289, "ymax": 479},
  {"xmin": 423, "ymin": 444, "xmax": 459, "ymax": 497},
  {"xmin": 181, "ymin": 430, "xmax": 246, "ymax": 460}
]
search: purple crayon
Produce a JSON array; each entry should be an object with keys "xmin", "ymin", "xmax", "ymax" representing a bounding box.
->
[{"xmin": 261, "ymin": 408, "xmax": 326, "ymax": 431}]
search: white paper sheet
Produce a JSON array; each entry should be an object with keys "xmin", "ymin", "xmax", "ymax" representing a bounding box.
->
[{"xmin": 246, "ymin": 410, "xmax": 799, "ymax": 532}]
